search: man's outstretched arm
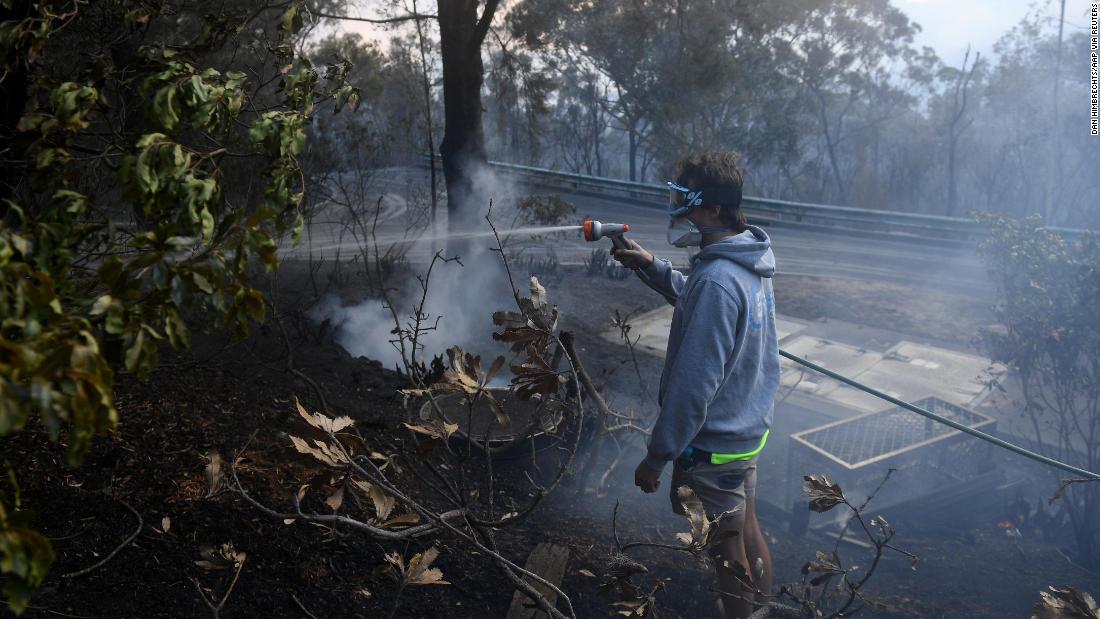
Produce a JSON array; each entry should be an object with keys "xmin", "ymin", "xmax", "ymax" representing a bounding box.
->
[{"xmin": 612, "ymin": 239, "xmax": 686, "ymax": 305}]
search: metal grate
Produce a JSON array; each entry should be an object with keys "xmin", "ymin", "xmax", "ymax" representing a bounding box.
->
[{"xmin": 791, "ymin": 397, "xmax": 996, "ymax": 469}]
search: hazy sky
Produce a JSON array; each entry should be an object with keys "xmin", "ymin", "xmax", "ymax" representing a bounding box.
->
[
  {"xmin": 898, "ymin": 0, "xmax": 1095, "ymax": 63},
  {"xmin": 334, "ymin": 0, "xmax": 1097, "ymax": 64}
]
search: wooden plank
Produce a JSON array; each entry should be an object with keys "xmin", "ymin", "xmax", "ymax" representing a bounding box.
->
[{"xmin": 506, "ymin": 542, "xmax": 571, "ymax": 619}]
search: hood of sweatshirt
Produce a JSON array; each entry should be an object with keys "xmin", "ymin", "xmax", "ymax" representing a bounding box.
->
[{"xmin": 692, "ymin": 224, "xmax": 775, "ymax": 278}]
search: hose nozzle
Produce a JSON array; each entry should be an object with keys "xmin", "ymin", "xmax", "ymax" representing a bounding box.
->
[{"xmin": 582, "ymin": 219, "xmax": 630, "ymax": 242}]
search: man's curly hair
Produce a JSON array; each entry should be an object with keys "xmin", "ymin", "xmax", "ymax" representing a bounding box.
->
[{"xmin": 674, "ymin": 150, "xmax": 748, "ymax": 231}]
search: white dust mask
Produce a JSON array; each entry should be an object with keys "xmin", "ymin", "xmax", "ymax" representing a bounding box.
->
[
  {"xmin": 668, "ymin": 217, "xmax": 702, "ymax": 247},
  {"xmin": 667, "ymin": 218, "xmax": 737, "ymax": 248}
]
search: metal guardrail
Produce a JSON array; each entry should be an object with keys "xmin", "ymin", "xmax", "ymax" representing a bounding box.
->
[{"xmin": 485, "ymin": 160, "xmax": 1092, "ymax": 244}]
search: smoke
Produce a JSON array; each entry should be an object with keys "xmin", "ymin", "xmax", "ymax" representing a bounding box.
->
[{"xmin": 308, "ymin": 163, "xmax": 527, "ymax": 371}]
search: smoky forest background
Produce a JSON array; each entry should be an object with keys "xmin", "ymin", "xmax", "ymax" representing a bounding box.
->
[{"xmin": 1, "ymin": 1, "xmax": 1098, "ymax": 618}]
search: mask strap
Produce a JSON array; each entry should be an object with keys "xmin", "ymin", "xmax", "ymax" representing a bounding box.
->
[{"xmin": 697, "ymin": 225, "xmax": 738, "ymax": 234}]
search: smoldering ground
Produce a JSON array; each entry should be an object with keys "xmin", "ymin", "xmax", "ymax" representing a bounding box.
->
[
  {"xmin": 305, "ymin": 164, "xmax": 571, "ymax": 372},
  {"xmin": 299, "ymin": 162, "xmax": 1099, "ymax": 617}
]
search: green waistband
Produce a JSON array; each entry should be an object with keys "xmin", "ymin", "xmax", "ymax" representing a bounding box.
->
[{"xmin": 710, "ymin": 430, "xmax": 769, "ymax": 465}]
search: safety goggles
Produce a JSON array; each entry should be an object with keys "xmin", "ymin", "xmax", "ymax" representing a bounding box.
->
[
  {"xmin": 666, "ymin": 181, "xmax": 702, "ymax": 217},
  {"xmin": 666, "ymin": 181, "xmax": 742, "ymax": 217}
]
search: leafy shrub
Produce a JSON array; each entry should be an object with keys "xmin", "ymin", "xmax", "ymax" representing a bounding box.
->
[
  {"xmin": 514, "ymin": 194, "xmax": 576, "ymax": 227},
  {"xmin": 976, "ymin": 213, "xmax": 1100, "ymax": 569},
  {"xmin": 585, "ymin": 247, "xmax": 610, "ymax": 276},
  {"xmin": 0, "ymin": 1, "xmax": 358, "ymax": 610},
  {"xmin": 584, "ymin": 247, "xmax": 631, "ymax": 280}
]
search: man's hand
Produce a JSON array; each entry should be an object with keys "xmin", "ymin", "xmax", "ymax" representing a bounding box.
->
[
  {"xmin": 634, "ymin": 459, "xmax": 661, "ymax": 493},
  {"xmin": 611, "ymin": 238, "xmax": 654, "ymax": 271}
]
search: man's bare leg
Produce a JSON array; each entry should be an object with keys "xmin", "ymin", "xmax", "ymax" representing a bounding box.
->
[
  {"xmin": 713, "ymin": 516, "xmax": 753, "ymax": 619},
  {"xmin": 744, "ymin": 497, "xmax": 774, "ymax": 599}
]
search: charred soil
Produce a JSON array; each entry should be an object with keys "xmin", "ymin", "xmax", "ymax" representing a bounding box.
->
[{"xmin": 3, "ymin": 263, "xmax": 1093, "ymax": 619}]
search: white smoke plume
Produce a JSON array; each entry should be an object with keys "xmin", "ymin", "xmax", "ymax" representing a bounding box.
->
[{"xmin": 308, "ymin": 164, "xmax": 527, "ymax": 372}]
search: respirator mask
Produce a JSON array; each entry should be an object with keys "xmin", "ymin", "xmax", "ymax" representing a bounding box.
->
[{"xmin": 665, "ymin": 181, "xmax": 742, "ymax": 248}]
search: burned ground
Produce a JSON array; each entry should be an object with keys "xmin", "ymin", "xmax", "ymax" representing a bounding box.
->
[{"xmin": 4, "ymin": 263, "xmax": 1095, "ymax": 619}]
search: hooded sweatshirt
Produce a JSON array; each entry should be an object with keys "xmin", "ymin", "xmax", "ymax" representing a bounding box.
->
[{"xmin": 639, "ymin": 225, "xmax": 781, "ymax": 472}]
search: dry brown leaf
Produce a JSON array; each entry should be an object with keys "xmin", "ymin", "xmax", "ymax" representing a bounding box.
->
[
  {"xmin": 491, "ymin": 310, "xmax": 548, "ymax": 351},
  {"xmin": 529, "ymin": 276, "xmax": 548, "ymax": 311},
  {"xmin": 289, "ymin": 435, "xmax": 348, "ymax": 467},
  {"xmin": 510, "ymin": 346, "xmax": 564, "ymax": 400},
  {"xmin": 801, "ymin": 550, "xmax": 844, "ymax": 587},
  {"xmin": 368, "ymin": 484, "xmax": 395, "ymax": 521},
  {"xmin": 676, "ymin": 486, "xmax": 710, "ymax": 548},
  {"xmin": 368, "ymin": 451, "xmax": 401, "ymax": 474},
  {"xmin": 802, "ymin": 474, "xmax": 845, "ymax": 512},
  {"xmin": 403, "ymin": 420, "xmax": 459, "ymax": 440},
  {"xmin": 1032, "ymin": 586, "xmax": 1100, "ymax": 619},
  {"xmin": 325, "ymin": 485, "xmax": 345, "ymax": 511},
  {"xmin": 404, "ymin": 546, "xmax": 448, "ymax": 585},
  {"xmin": 435, "ymin": 347, "xmax": 483, "ymax": 395},
  {"xmin": 484, "ymin": 355, "xmax": 506, "ymax": 386},
  {"xmin": 491, "ymin": 277, "xmax": 559, "ymax": 352},
  {"xmin": 203, "ymin": 451, "xmax": 224, "ymax": 497},
  {"xmin": 419, "ymin": 348, "xmax": 511, "ymax": 427},
  {"xmin": 294, "ymin": 395, "xmax": 354, "ymax": 433},
  {"xmin": 384, "ymin": 551, "xmax": 404, "ymax": 574},
  {"xmin": 485, "ymin": 394, "xmax": 511, "ymax": 429}
]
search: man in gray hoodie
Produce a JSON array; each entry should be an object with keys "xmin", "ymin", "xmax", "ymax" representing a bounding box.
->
[{"xmin": 612, "ymin": 151, "xmax": 779, "ymax": 619}]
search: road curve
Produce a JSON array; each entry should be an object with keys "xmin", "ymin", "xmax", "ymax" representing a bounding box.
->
[{"xmin": 282, "ymin": 166, "xmax": 996, "ymax": 296}]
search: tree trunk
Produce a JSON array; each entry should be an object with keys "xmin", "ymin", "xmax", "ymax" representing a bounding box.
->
[
  {"xmin": 947, "ymin": 130, "xmax": 958, "ymax": 216},
  {"xmin": 437, "ymin": 0, "xmax": 498, "ymax": 248},
  {"xmin": 412, "ymin": 0, "xmax": 439, "ymax": 231},
  {"xmin": 816, "ymin": 90, "xmax": 848, "ymax": 205},
  {"xmin": 628, "ymin": 123, "xmax": 637, "ymax": 182},
  {"xmin": 590, "ymin": 89, "xmax": 602, "ymax": 177}
]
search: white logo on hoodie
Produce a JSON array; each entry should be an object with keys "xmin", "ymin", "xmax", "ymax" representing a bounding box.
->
[{"xmin": 749, "ymin": 277, "xmax": 766, "ymax": 331}]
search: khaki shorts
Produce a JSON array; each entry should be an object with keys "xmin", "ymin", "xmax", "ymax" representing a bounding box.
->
[{"xmin": 670, "ymin": 455, "xmax": 758, "ymax": 529}]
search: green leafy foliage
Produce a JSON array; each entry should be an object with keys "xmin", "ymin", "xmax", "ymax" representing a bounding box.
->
[
  {"xmin": 0, "ymin": 1, "xmax": 363, "ymax": 611},
  {"xmin": 0, "ymin": 465, "xmax": 54, "ymax": 614},
  {"xmin": 514, "ymin": 194, "xmax": 575, "ymax": 227},
  {"xmin": 976, "ymin": 213, "xmax": 1100, "ymax": 570}
]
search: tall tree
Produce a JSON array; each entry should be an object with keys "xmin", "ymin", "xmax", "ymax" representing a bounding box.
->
[
  {"xmin": 312, "ymin": 1, "xmax": 501, "ymax": 243},
  {"xmin": 942, "ymin": 48, "xmax": 981, "ymax": 217},
  {"xmin": 785, "ymin": 0, "xmax": 919, "ymax": 205},
  {"xmin": 512, "ymin": 0, "xmax": 819, "ymax": 180},
  {"xmin": 437, "ymin": 0, "xmax": 501, "ymax": 240}
]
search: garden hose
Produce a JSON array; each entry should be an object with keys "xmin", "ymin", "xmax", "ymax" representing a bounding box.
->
[
  {"xmin": 622, "ymin": 243, "xmax": 1099, "ymax": 481},
  {"xmin": 779, "ymin": 349, "xmax": 1100, "ymax": 481}
]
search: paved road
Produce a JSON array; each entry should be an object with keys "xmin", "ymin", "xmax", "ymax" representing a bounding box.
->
[{"xmin": 284, "ymin": 166, "xmax": 995, "ymax": 296}]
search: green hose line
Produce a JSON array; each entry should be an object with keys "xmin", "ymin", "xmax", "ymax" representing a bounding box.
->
[
  {"xmin": 779, "ymin": 349, "xmax": 1100, "ymax": 481},
  {"xmin": 629, "ymin": 256, "xmax": 1099, "ymax": 480}
]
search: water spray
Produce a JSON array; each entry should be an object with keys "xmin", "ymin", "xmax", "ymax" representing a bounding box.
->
[{"xmin": 582, "ymin": 219, "xmax": 632, "ymax": 250}]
